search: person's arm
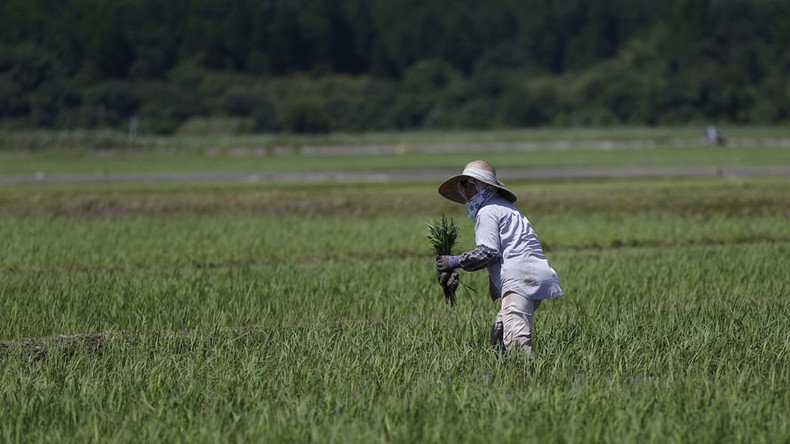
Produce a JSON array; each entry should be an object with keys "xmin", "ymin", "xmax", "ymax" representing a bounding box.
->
[
  {"xmin": 436, "ymin": 208, "xmax": 502, "ymax": 272},
  {"xmin": 458, "ymin": 245, "xmax": 500, "ymax": 271},
  {"xmin": 436, "ymin": 245, "xmax": 501, "ymax": 272}
]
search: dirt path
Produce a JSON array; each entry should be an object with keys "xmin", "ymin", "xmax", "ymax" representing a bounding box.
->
[{"xmin": 3, "ymin": 166, "xmax": 790, "ymax": 185}]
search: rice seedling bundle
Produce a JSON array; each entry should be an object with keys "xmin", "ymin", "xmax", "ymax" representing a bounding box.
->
[{"xmin": 426, "ymin": 215, "xmax": 460, "ymax": 306}]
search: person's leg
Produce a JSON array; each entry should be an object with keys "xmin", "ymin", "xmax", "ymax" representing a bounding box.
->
[
  {"xmin": 490, "ymin": 308, "xmax": 505, "ymax": 352},
  {"xmin": 501, "ymin": 292, "xmax": 541, "ymax": 353}
]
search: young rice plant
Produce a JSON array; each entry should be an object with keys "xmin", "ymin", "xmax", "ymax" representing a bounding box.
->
[{"xmin": 427, "ymin": 215, "xmax": 461, "ymax": 306}]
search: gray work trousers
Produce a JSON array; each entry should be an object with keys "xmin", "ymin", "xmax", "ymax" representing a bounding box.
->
[{"xmin": 490, "ymin": 292, "xmax": 541, "ymax": 353}]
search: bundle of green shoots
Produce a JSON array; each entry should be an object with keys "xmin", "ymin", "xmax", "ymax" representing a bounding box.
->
[{"xmin": 426, "ymin": 215, "xmax": 461, "ymax": 306}]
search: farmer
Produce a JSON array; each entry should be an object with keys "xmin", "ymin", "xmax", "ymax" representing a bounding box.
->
[
  {"xmin": 704, "ymin": 125, "xmax": 725, "ymax": 145},
  {"xmin": 436, "ymin": 160, "xmax": 563, "ymax": 354}
]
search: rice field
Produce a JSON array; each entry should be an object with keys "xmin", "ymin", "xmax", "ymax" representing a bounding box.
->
[
  {"xmin": 3, "ymin": 144, "xmax": 790, "ymax": 176},
  {"xmin": 2, "ymin": 126, "xmax": 790, "ymax": 176},
  {"xmin": 1, "ymin": 135, "xmax": 789, "ymax": 442}
]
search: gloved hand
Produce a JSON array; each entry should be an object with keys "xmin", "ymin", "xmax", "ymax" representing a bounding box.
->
[{"xmin": 436, "ymin": 255, "xmax": 461, "ymax": 272}]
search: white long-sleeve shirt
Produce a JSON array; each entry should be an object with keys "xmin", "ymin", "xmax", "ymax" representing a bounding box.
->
[{"xmin": 461, "ymin": 195, "xmax": 564, "ymax": 301}]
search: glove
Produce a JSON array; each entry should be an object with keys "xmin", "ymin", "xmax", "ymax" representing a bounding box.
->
[{"xmin": 436, "ymin": 255, "xmax": 461, "ymax": 272}]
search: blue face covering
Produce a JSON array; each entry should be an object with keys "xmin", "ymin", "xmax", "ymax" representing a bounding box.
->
[{"xmin": 464, "ymin": 184, "xmax": 496, "ymax": 220}]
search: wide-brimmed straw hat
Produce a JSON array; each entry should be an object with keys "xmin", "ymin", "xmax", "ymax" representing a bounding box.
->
[{"xmin": 438, "ymin": 160, "xmax": 518, "ymax": 204}]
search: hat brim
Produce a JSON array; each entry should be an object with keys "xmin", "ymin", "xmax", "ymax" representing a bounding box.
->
[{"xmin": 438, "ymin": 174, "xmax": 518, "ymax": 204}]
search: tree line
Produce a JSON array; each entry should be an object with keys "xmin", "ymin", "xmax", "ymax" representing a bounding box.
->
[{"xmin": 1, "ymin": 0, "xmax": 788, "ymax": 133}]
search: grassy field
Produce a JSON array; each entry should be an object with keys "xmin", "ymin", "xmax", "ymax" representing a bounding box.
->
[
  {"xmin": 3, "ymin": 125, "xmax": 789, "ymax": 150},
  {"xmin": 1, "ymin": 162, "xmax": 789, "ymax": 442},
  {"xmin": 4, "ymin": 145, "xmax": 790, "ymax": 175},
  {"xmin": 1, "ymin": 126, "xmax": 789, "ymax": 175}
]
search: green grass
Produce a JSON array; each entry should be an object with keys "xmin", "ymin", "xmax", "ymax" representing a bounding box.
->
[
  {"xmin": 1, "ymin": 126, "xmax": 789, "ymax": 175},
  {"xmin": 2, "ymin": 125, "xmax": 789, "ymax": 150},
  {"xmin": 1, "ymin": 175, "xmax": 789, "ymax": 442},
  {"xmin": 1, "ymin": 145, "xmax": 790, "ymax": 175}
]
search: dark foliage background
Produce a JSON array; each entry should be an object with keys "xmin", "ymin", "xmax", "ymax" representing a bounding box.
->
[{"xmin": 1, "ymin": 0, "xmax": 788, "ymax": 133}]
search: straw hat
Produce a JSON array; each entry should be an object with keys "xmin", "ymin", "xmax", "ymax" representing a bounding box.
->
[{"xmin": 438, "ymin": 160, "xmax": 518, "ymax": 204}]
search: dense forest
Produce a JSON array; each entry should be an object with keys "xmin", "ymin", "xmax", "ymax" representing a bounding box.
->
[{"xmin": 1, "ymin": 0, "xmax": 788, "ymax": 133}]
